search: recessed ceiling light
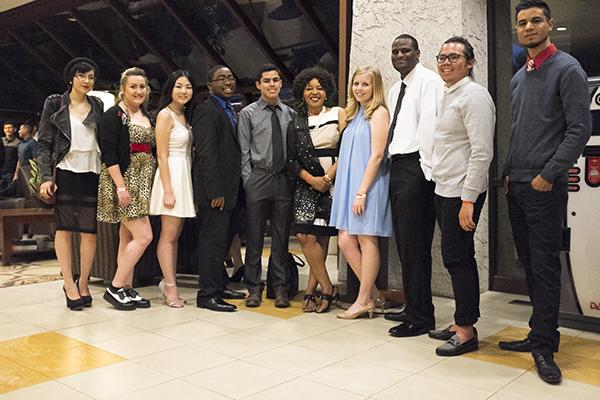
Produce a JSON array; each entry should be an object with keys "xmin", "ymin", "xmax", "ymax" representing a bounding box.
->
[{"xmin": 556, "ymin": 26, "xmax": 567, "ymax": 31}]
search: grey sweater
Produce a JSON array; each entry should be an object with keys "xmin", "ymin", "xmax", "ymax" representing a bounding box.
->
[
  {"xmin": 432, "ymin": 77, "xmax": 496, "ymax": 201},
  {"xmin": 504, "ymin": 50, "xmax": 591, "ymax": 183}
]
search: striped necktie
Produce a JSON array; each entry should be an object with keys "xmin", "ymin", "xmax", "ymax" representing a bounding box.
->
[{"xmin": 526, "ymin": 58, "xmax": 535, "ymax": 72}]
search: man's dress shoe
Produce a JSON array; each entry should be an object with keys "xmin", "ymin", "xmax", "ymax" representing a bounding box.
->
[
  {"xmin": 498, "ymin": 338, "xmax": 532, "ymax": 352},
  {"xmin": 197, "ymin": 297, "xmax": 236, "ymax": 312},
  {"xmin": 388, "ymin": 322, "xmax": 434, "ymax": 337},
  {"xmin": 384, "ymin": 310, "xmax": 409, "ymax": 322},
  {"xmin": 428, "ymin": 325, "xmax": 456, "ymax": 341},
  {"xmin": 222, "ymin": 288, "xmax": 246, "ymax": 299},
  {"xmin": 533, "ymin": 351, "xmax": 562, "ymax": 384},
  {"xmin": 436, "ymin": 334, "xmax": 479, "ymax": 356}
]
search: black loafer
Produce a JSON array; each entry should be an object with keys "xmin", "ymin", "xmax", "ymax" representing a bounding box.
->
[
  {"xmin": 197, "ymin": 296, "xmax": 237, "ymax": 312},
  {"xmin": 533, "ymin": 351, "xmax": 562, "ymax": 384},
  {"xmin": 498, "ymin": 338, "xmax": 532, "ymax": 352},
  {"xmin": 222, "ymin": 288, "xmax": 246, "ymax": 300},
  {"xmin": 436, "ymin": 334, "xmax": 479, "ymax": 356},
  {"xmin": 429, "ymin": 325, "xmax": 455, "ymax": 341},
  {"xmin": 384, "ymin": 310, "xmax": 409, "ymax": 322},
  {"xmin": 389, "ymin": 322, "xmax": 434, "ymax": 337}
]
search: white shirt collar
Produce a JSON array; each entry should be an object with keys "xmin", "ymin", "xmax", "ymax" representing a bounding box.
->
[{"xmin": 444, "ymin": 76, "xmax": 471, "ymax": 94}]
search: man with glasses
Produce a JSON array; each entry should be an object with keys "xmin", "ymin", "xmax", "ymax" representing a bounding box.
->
[
  {"xmin": 193, "ymin": 65, "xmax": 246, "ymax": 312},
  {"xmin": 502, "ymin": 0, "xmax": 591, "ymax": 384},
  {"xmin": 385, "ymin": 34, "xmax": 444, "ymax": 338},
  {"xmin": 238, "ymin": 64, "xmax": 294, "ymax": 308}
]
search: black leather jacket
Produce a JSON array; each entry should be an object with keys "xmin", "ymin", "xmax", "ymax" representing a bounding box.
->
[{"xmin": 37, "ymin": 91, "xmax": 104, "ymax": 182}]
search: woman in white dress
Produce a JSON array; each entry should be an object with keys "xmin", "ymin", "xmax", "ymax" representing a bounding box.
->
[{"xmin": 150, "ymin": 70, "xmax": 196, "ymax": 307}]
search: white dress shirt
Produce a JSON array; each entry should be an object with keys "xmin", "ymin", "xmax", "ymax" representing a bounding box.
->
[{"xmin": 387, "ymin": 63, "xmax": 444, "ymax": 180}]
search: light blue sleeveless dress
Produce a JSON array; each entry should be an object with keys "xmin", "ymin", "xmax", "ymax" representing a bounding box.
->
[{"xmin": 330, "ymin": 107, "xmax": 393, "ymax": 236}]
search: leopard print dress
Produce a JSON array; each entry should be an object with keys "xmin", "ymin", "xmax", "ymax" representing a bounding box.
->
[{"xmin": 97, "ymin": 124, "xmax": 156, "ymax": 223}]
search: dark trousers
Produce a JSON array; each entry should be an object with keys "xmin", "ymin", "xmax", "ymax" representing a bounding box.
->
[
  {"xmin": 390, "ymin": 155, "xmax": 436, "ymax": 326},
  {"xmin": 244, "ymin": 174, "xmax": 292, "ymax": 294},
  {"xmin": 507, "ymin": 181, "xmax": 567, "ymax": 353},
  {"xmin": 197, "ymin": 206, "xmax": 235, "ymax": 299},
  {"xmin": 435, "ymin": 193, "xmax": 486, "ymax": 326}
]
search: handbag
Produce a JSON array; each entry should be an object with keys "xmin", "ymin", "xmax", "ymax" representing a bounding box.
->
[
  {"xmin": 266, "ymin": 252, "xmax": 305, "ymax": 299},
  {"xmin": 28, "ymin": 159, "xmax": 56, "ymax": 205}
]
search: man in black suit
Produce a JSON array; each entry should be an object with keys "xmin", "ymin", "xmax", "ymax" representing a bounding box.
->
[{"xmin": 193, "ymin": 65, "xmax": 245, "ymax": 312}]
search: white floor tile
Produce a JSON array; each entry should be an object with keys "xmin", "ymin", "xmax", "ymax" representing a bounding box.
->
[
  {"xmin": 57, "ymin": 320, "xmax": 142, "ymax": 344},
  {"xmin": 92, "ymin": 331, "xmax": 182, "ymax": 359},
  {"xmin": 0, "ymin": 380, "xmax": 93, "ymax": 400},
  {"xmin": 499, "ymin": 370, "xmax": 600, "ymax": 400},
  {"xmin": 351, "ymin": 341, "xmax": 442, "ymax": 373},
  {"xmin": 151, "ymin": 319, "xmax": 235, "ymax": 343},
  {"xmin": 244, "ymin": 344, "xmax": 343, "ymax": 375},
  {"xmin": 420, "ymin": 357, "xmax": 525, "ymax": 392},
  {"xmin": 245, "ymin": 319, "xmax": 336, "ymax": 342},
  {"xmin": 295, "ymin": 330, "xmax": 386, "ymax": 357},
  {"xmin": 202, "ymin": 310, "xmax": 280, "ymax": 329},
  {"xmin": 114, "ymin": 308, "xmax": 196, "ymax": 330},
  {"xmin": 195, "ymin": 331, "xmax": 286, "ymax": 358},
  {"xmin": 371, "ymin": 374, "xmax": 493, "ymax": 400},
  {"xmin": 183, "ymin": 360, "xmax": 292, "ymax": 399},
  {"xmin": 0, "ymin": 319, "xmax": 46, "ymax": 341},
  {"xmin": 2, "ymin": 303, "xmax": 108, "ymax": 330},
  {"xmin": 242, "ymin": 378, "xmax": 366, "ymax": 400},
  {"xmin": 109, "ymin": 379, "xmax": 230, "ymax": 400},
  {"xmin": 133, "ymin": 344, "xmax": 235, "ymax": 377},
  {"xmin": 57, "ymin": 361, "xmax": 171, "ymax": 399},
  {"xmin": 304, "ymin": 358, "xmax": 409, "ymax": 396}
]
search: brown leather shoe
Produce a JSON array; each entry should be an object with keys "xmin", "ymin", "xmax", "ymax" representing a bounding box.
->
[
  {"xmin": 274, "ymin": 286, "xmax": 290, "ymax": 308},
  {"xmin": 245, "ymin": 292, "xmax": 262, "ymax": 308}
]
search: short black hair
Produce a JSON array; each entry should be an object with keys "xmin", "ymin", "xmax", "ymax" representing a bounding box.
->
[
  {"xmin": 393, "ymin": 34, "xmax": 419, "ymax": 51},
  {"xmin": 515, "ymin": 0, "xmax": 551, "ymax": 21},
  {"xmin": 19, "ymin": 122, "xmax": 33, "ymax": 133},
  {"xmin": 256, "ymin": 63, "xmax": 281, "ymax": 82},
  {"xmin": 292, "ymin": 67, "xmax": 336, "ymax": 108},
  {"xmin": 2, "ymin": 121, "xmax": 15, "ymax": 128},
  {"xmin": 443, "ymin": 36, "xmax": 476, "ymax": 77},
  {"xmin": 207, "ymin": 65, "xmax": 229, "ymax": 83}
]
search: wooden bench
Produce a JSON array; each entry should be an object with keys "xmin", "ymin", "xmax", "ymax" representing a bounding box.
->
[{"xmin": 0, "ymin": 208, "xmax": 54, "ymax": 265}]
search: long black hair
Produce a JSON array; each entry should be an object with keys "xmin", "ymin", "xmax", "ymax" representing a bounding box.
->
[{"xmin": 157, "ymin": 70, "xmax": 195, "ymax": 124}]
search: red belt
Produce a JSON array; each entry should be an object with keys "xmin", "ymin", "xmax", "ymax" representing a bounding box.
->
[{"xmin": 130, "ymin": 143, "xmax": 151, "ymax": 153}]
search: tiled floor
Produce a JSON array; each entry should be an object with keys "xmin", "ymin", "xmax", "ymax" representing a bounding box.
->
[{"xmin": 1, "ymin": 255, "xmax": 600, "ymax": 399}]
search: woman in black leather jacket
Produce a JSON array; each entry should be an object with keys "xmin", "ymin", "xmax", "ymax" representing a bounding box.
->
[{"xmin": 37, "ymin": 57, "xmax": 104, "ymax": 311}]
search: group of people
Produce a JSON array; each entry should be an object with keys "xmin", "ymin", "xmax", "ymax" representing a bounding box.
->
[
  {"xmin": 0, "ymin": 120, "xmax": 38, "ymax": 197},
  {"xmin": 33, "ymin": 0, "xmax": 590, "ymax": 386}
]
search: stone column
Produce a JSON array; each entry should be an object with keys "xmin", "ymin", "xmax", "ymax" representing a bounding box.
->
[{"xmin": 347, "ymin": 0, "xmax": 490, "ymax": 297}]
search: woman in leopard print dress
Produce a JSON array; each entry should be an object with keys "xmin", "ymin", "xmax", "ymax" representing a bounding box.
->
[{"xmin": 97, "ymin": 67, "xmax": 156, "ymax": 310}]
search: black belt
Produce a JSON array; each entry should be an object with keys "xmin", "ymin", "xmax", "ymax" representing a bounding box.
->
[{"xmin": 391, "ymin": 151, "xmax": 419, "ymax": 161}]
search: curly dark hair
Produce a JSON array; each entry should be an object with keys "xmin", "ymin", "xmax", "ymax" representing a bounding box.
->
[{"xmin": 292, "ymin": 67, "xmax": 337, "ymax": 114}]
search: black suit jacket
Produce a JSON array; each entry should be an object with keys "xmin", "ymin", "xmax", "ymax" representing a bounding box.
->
[{"xmin": 192, "ymin": 96, "xmax": 241, "ymax": 211}]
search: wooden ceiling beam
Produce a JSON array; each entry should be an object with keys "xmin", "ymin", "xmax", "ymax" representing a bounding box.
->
[
  {"xmin": 69, "ymin": 9, "xmax": 128, "ymax": 70},
  {"xmin": 7, "ymin": 30, "xmax": 63, "ymax": 82},
  {"xmin": 104, "ymin": 0, "xmax": 178, "ymax": 74},
  {"xmin": 220, "ymin": 0, "xmax": 293, "ymax": 82},
  {"xmin": 35, "ymin": 20, "xmax": 78, "ymax": 59},
  {"xmin": 0, "ymin": 58, "xmax": 48, "ymax": 101},
  {"xmin": 291, "ymin": 0, "xmax": 337, "ymax": 57}
]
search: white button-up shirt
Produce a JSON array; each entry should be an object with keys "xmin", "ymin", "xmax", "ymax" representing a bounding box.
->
[{"xmin": 387, "ymin": 63, "xmax": 444, "ymax": 180}]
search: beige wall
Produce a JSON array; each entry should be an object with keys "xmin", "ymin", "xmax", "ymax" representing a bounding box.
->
[{"xmin": 348, "ymin": 0, "xmax": 490, "ymax": 297}]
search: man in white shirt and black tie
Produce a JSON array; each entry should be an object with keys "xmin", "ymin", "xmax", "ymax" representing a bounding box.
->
[{"xmin": 385, "ymin": 34, "xmax": 444, "ymax": 338}]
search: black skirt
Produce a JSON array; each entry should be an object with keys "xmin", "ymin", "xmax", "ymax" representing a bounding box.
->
[{"xmin": 54, "ymin": 168, "xmax": 99, "ymax": 233}]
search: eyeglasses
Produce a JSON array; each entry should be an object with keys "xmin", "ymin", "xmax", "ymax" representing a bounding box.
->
[
  {"xmin": 212, "ymin": 76, "xmax": 236, "ymax": 83},
  {"xmin": 435, "ymin": 53, "xmax": 465, "ymax": 64},
  {"xmin": 75, "ymin": 73, "xmax": 96, "ymax": 82}
]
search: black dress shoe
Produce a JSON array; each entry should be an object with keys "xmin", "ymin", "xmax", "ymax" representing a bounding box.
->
[
  {"xmin": 274, "ymin": 287, "xmax": 290, "ymax": 308},
  {"xmin": 222, "ymin": 288, "xmax": 246, "ymax": 300},
  {"xmin": 498, "ymin": 338, "xmax": 532, "ymax": 352},
  {"xmin": 63, "ymin": 286, "xmax": 85, "ymax": 311},
  {"xmin": 532, "ymin": 351, "xmax": 562, "ymax": 384},
  {"xmin": 389, "ymin": 322, "xmax": 434, "ymax": 337},
  {"xmin": 436, "ymin": 334, "xmax": 479, "ymax": 356},
  {"xmin": 197, "ymin": 297, "xmax": 237, "ymax": 312},
  {"xmin": 429, "ymin": 325, "xmax": 456, "ymax": 341},
  {"xmin": 384, "ymin": 310, "xmax": 409, "ymax": 322}
]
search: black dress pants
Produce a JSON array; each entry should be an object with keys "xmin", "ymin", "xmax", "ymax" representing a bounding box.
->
[
  {"xmin": 435, "ymin": 193, "xmax": 486, "ymax": 326},
  {"xmin": 389, "ymin": 155, "xmax": 436, "ymax": 327},
  {"xmin": 197, "ymin": 206, "xmax": 235, "ymax": 299},
  {"xmin": 507, "ymin": 180, "xmax": 567, "ymax": 353},
  {"xmin": 244, "ymin": 173, "xmax": 292, "ymax": 294}
]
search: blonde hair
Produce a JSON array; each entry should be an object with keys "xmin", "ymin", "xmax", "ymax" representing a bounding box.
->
[
  {"xmin": 344, "ymin": 66, "xmax": 387, "ymax": 123},
  {"xmin": 117, "ymin": 67, "xmax": 150, "ymax": 104}
]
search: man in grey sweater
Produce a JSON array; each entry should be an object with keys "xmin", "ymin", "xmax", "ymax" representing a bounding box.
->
[{"xmin": 501, "ymin": 0, "xmax": 591, "ymax": 385}]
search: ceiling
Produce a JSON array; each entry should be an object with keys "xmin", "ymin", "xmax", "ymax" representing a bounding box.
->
[{"xmin": 0, "ymin": 0, "xmax": 340, "ymax": 119}]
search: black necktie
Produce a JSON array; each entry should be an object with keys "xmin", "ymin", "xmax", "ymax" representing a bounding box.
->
[
  {"xmin": 387, "ymin": 82, "xmax": 406, "ymax": 144},
  {"xmin": 268, "ymin": 105, "xmax": 285, "ymax": 172}
]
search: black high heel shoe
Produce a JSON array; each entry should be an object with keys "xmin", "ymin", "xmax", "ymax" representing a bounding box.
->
[
  {"xmin": 316, "ymin": 287, "xmax": 339, "ymax": 314},
  {"xmin": 230, "ymin": 265, "xmax": 245, "ymax": 283},
  {"xmin": 63, "ymin": 286, "xmax": 85, "ymax": 311},
  {"xmin": 76, "ymin": 278, "xmax": 93, "ymax": 308}
]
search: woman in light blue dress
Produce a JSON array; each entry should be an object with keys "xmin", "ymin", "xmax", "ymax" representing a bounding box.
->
[{"xmin": 331, "ymin": 66, "xmax": 392, "ymax": 319}]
